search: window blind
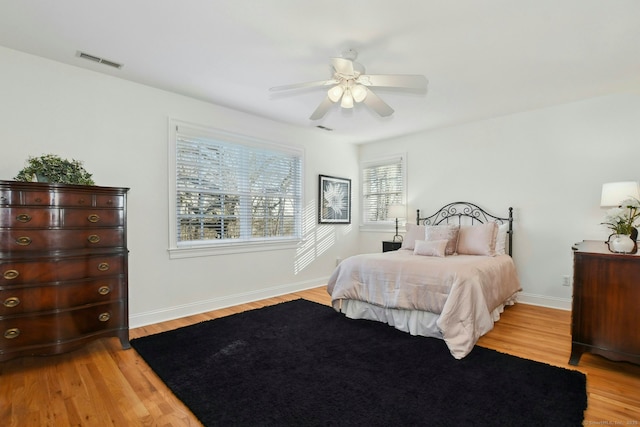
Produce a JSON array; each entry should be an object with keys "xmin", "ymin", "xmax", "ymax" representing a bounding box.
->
[
  {"xmin": 361, "ymin": 156, "xmax": 405, "ymax": 223},
  {"xmin": 174, "ymin": 126, "xmax": 302, "ymax": 246}
]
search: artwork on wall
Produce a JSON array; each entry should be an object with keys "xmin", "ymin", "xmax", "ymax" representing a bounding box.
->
[{"xmin": 319, "ymin": 175, "xmax": 351, "ymax": 224}]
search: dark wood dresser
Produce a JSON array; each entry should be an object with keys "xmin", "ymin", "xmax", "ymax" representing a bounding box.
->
[
  {"xmin": 0, "ymin": 180, "xmax": 130, "ymax": 362},
  {"xmin": 569, "ymin": 240, "xmax": 640, "ymax": 366}
]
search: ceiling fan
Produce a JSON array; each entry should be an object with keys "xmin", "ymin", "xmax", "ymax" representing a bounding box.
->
[{"xmin": 269, "ymin": 49, "xmax": 428, "ymax": 120}]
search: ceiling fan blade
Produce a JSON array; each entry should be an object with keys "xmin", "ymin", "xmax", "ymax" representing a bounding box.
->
[
  {"xmin": 309, "ymin": 96, "xmax": 334, "ymax": 120},
  {"xmin": 331, "ymin": 57, "xmax": 354, "ymax": 76},
  {"xmin": 362, "ymin": 88, "xmax": 394, "ymax": 117},
  {"xmin": 357, "ymin": 74, "xmax": 428, "ymax": 90},
  {"xmin": 270, "ymin": 79, "xmax": 338, "ymax": 92}
]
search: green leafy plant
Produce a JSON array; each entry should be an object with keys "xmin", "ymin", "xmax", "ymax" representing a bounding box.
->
[
  {"xmin": 602, "ymin": 197, "xmax": 640, "ymax": 235},
  {"xmin": 14, "ymin": 154, "xmax": 95, "ymax": 185}
]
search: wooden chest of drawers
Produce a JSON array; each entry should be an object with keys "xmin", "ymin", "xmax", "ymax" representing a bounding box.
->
[
  {"xmin": 569, "ymin": 240, "xmax": 640, "ymax": 366},
  {"xmin": 0, "ymin": 180, "xmax": 130, "ymax": 362}
]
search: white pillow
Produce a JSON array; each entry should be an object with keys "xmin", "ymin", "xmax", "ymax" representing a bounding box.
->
[
  {"xmin": 413, "ymin": 239, "xmax": 448, "ymax": 257},
  {"xmin": 495, "ymin": 223, "xmax": 509, "ymax": 255},
  {"xmin": 425, "ymin": 224, "xmax": 459, "ymax": 255},
  {"xmin": 401, "ymin": 223, "xmax": 425, "ymax": 251},
  {"xmin": 457, "ymin": 222, "xmax": 498, "ymax": 256}
]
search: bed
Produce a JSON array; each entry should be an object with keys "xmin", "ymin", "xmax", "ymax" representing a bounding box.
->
[{"xmin": 327, "ymin": 202, "xmax": 522, "ymax": 359}]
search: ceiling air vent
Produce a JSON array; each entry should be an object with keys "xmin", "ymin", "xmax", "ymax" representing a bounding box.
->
[{"xmin": 76, "ymin": 51, "xmax": 123, "ymax": 69}]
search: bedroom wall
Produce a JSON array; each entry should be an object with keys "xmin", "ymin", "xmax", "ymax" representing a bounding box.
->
[
  {"xmin": 0, "ymin": 46, "xmax": 360, "ymax": 327},
  {"xmin": 359, "ymin": 92, "xmax": 640, "ymax": 309}
]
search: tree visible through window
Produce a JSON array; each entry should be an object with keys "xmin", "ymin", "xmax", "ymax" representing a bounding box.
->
[{"xmin": 172, "ymin": 123, "xmax": 302, "ymax": 249}]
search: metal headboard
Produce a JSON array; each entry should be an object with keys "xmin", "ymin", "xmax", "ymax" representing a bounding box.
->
[{"xmin": 416, "ymin": 201, "xmax": 514, "ymax": 257}]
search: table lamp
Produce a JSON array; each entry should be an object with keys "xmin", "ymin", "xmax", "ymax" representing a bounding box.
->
[{"xmin": 388, "ymin": 204, "xmax": 406, "ymax": 242}]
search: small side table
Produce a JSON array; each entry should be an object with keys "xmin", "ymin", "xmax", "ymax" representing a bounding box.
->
[{"xmin": 382, "ymin": 241, "xmax": 402, "ymax": 252}]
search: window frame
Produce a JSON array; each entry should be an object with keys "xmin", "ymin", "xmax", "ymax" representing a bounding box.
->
[
  {"xmin": 359, "ymin": 153, "xmax": 407, "ymax": 231},
  {"xmin": 168, "ymin": 119, "xmax": 304, "ymax": 258}
]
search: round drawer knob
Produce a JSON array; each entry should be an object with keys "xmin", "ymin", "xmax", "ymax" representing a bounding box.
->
[
  {"xmin": 3, "ymin": 297, "xmax": 20, "ymax": 308},
  {"xmin": 3, "ymin": 270, "xmax": 19, "ymax": 280},
  {"xmin": 4, "ymin": 328, "xmax": 20, "ymax": 339},
  {"xmin": 98, "ymin": 286, "xmax": 111, "ymax": 296},
  {"xmin": 97, "ymin": 262, "xmax": 110, "ymax": 271},
  {"xmin": 15, "ymin": 236, "xmax": 32, "ymax": 246},
  {"xmin": 87, "ymin": 235, "xmax": 101, "ymax": 244},
  {"xmin": 16, "ymin": 214, "xmax": 32, "ymax": 223},
  {"xmin": 98, "ymin": 312, "xmax": 111, "ymax": 322},
  {"xmin": 87, "ymin": 214, "xmax": 101, "ymax": 223}
]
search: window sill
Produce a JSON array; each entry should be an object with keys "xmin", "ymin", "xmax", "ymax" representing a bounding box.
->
[
  {"xmin": 168, "ymin": 239, "xmax": 302, "ymax": 259},
  {"xmin": 359, "ymin": 224, "xmax": 406, "ymax": 233}
]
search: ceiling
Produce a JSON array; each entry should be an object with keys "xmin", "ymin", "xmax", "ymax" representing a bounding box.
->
[{"xmin": 1, "ymin": 0, "xmax": 640, "ymax": 144}]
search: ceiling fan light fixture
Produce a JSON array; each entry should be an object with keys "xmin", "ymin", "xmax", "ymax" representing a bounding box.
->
[
  {"xmin": 352, "ymin": 84, "xmax": 367, "ymax": 103},
  {"xmin": 341, "ymin": 89, "xmax": 354, "ymax": 108},
  {"xmin": 270, "ymin": 49, "xmax": 428, "ymax": 119},
  {"xmin": 328, "ymin": 85, "xmax": 344, "ymax": 103}
]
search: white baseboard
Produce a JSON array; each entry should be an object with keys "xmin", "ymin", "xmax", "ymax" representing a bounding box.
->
[
  {"xmin": 517, "ymin": 292, "xmax": 571, "ymax": 311},
  {"xmin": 130, "ymin": 282, "xmax": 571, "ymax": 329},
  {"xmin": 129, "ymin": 277, "xmax": 329, "ymax": 328}
]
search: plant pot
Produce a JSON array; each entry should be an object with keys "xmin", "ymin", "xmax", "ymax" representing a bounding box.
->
[{"xmin": 610, "ymin": 234, "xmax": 635, "ymax": 254}]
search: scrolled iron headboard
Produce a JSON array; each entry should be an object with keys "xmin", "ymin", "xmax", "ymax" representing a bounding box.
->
[{"xmin": 416, "ymin": 201, "xmax": 514, "ymax": 257}]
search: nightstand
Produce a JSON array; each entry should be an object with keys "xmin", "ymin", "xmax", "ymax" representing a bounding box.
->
[
  {"xmin": 569, "ymin": 240, "xmax": 640, "ymax": 366},
  {"xmin": 382, "ymin": 241, "xmax": 402, "ymax": 252}
]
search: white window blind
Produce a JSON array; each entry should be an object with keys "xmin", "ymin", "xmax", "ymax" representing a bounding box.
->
[
  {"xmin": 361, "ymin": 155, "xmax": 405, "ymax": 224},
  {"xmin": 171, "ymin": 122, "xmax": 302, "ymax": 252}
]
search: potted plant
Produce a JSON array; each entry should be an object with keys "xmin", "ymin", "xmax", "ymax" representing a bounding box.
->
[
  {"xmin": 14, "ymin": 154, "xmax": 95, "ymax": 185},
  {"xmin": 601, "ymin": 197, "xmax": 640, "ymax": 253}
]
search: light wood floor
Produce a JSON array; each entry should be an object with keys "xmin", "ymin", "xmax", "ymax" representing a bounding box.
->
[{"xmin": 1, "ymin": 286, "xmax": 639, "ymax": 426}]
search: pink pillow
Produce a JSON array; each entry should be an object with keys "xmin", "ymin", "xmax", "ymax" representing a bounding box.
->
[
  {"xmin": 413, "ymin": 239, "xmax": 448, "ymax": 257},
  {"xmin": 495, "ymin": 223, "xmax": 509, "ymax": 255},
  {"xmin": 401, "ymin": 223, "xmax": 425, "ymax": 250},
  {"xmin": 457, "ymin": 222, "xmax": 498, "ymax": 256},
  {"xmin": 425, "ymin": 225, "xmax": 459, "ymax": 255}
]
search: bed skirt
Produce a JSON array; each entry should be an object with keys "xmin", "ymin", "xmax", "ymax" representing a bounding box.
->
[{"xmin": 333, "ymin": 296, "xmax": 517, "ymax": 344}]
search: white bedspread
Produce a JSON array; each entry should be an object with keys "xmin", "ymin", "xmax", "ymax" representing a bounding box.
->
[{"xmin": 326, "ymin": 250, "xmax": 522, "ymax": 359}]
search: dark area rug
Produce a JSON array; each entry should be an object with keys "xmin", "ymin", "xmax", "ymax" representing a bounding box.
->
[{"xmin": 131, "ymin": 299, "xmax": 587, "ymax": 426}]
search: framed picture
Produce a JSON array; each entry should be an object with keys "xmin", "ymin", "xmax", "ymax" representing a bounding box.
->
[{"xmin": 319, "ymin": 175, "xmax": 351, "ymax": 224}]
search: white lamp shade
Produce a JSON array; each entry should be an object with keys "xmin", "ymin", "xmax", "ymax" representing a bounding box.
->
[
  {"xmin": 340, "ymin": 89, "xmax": 354, "ymax": 108},
  {"xmin": 351, "ymin": 84, "xmax": 367, "ymax": 103},
  {"xmin": 328, "ymin": 85, "xmax": 344, "ymax": 103},
  {"xmin": 388, "ymin": 204, "xmax": 406, "ymax": 219},
  {"xmin": 600, "ymin": 181, "xmax": 640, "ymax": 207}
]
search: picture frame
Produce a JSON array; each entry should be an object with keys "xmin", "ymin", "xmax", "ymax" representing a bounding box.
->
[{"xmin": 319, "ymin": 175, "xmax": 351, "ymax": 224}]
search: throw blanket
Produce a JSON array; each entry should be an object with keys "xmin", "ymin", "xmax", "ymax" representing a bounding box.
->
[{"xmin": 327, "ymin": 251, "xmax": 522, "ymax": 358}]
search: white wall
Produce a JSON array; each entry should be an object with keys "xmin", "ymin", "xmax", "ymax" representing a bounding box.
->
[
  {"xmin": 359, "ymin": 93, "xmax": 640, "ymax": 309},
  {"xmin": 0, "ymin": 46, "xmax": 360, "ymax": 326},
  {"xmin": 3, "ymin": 45, "xmax": 639, "ymax": 318}
]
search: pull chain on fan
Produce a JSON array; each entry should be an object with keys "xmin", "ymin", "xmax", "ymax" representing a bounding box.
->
[{"xmin": 270, "ymin": 50, "xmax": 428, "ymax": 120}]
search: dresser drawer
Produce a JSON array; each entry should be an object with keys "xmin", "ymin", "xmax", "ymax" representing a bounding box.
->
[
  {"xmin": 0, "ymin": 207, "xmax": 60, "ymax": 227},
  {"xmin": 0, "ymin": 207, "xmax": 124, "ymax": 228},
  {"xmin": 56, "ymin": 192, "xmax": 124, "ymax": 208},
  {"xmin": 0, "ymin": 302, "xmax": 124, "ymax": 350},
  {"xmin": 21, "ymin": 190, "xmax": 55, "ymax": 206},
  {"xmin": 0, "ymin": 229, "xmax": 124, "ymax": 252},
  {"xmin": 0, "ymin": 189, "xmax": 16, "ymax": 205},
  {"xmin": 0, "ymin": 276, "xmax": 125, "ymax": 316},
  {"xmin": 62, "ymin": 208, "xmax": 124, "ymax": 227},
  {"xmin": 0, "ymin": 254, "xmax": 126, "ymax": 285}
]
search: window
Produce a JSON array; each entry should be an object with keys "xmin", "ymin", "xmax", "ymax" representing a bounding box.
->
[
  {"xmin": 168, "ymin": 120, "xmax": 303, "ymax": 257},
  {"xmin": 361, "ymin": 155, "xmax": 406, "ymax": 227}
]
